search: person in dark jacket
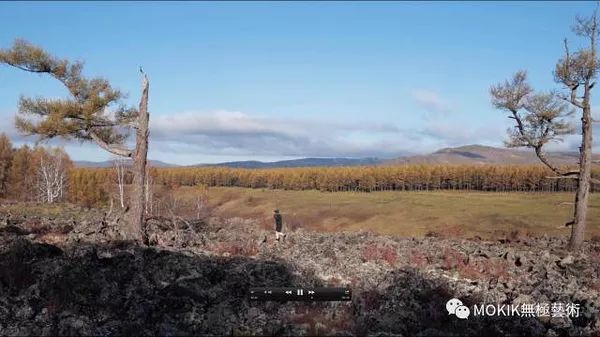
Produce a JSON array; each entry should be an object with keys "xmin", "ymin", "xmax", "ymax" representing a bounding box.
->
[{"xmin": 274, "ymin": 209, "xmax": 285, "ymax": 241}]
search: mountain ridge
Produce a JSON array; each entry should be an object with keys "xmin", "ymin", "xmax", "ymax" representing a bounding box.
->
[
  {"xmin": 383, "ymin": 144, "xmax": 600, "ymax": 166},
  {"xmin": 74, "ymin": 144, "xmax": 599, "ymax": 168},
  {"xmin": 194, "ymin": 157, "xmax": 382, "ymax": 169},
  {"xmin": 74, "ymin": 160, "xmax": 179, "ymax": 168}
]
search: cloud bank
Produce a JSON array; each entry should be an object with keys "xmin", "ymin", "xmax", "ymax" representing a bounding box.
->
[
  {"xmin": 1, "ymin": 99, "xmax": 596, "ymax": 165},
  {"xmin": 147, "ymin": 110, "xmax": 506, "ymax": 161}
]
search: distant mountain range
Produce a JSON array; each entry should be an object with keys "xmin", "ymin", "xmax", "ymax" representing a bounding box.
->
[
  {"xmin": 195, "ymin": 157, "xmax": 382, "ymax": 169},
  {"xmin": 75, "ymin": 157, "xmax": 382, "ymax": 168},
  {"xmin": 74, "ymin": 145, "xmax": 599, "ymax": 168},
  {"xmin": 74, "ymin": 160, "xmax": 179, "ymax": 168},
  {"xmin": 383, "ymin": 144, "xmax": 600, "ymax": 166}
]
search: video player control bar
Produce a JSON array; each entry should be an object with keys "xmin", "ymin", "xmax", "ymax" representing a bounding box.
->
[{"xmin": 249, "ymin": 287, "xmax": 351, "ymax": 301}]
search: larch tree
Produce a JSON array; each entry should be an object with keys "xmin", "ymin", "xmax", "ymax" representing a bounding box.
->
[
  {"xmin": 7, "ymin": 145, "xmax": 35, "ymax": 200},
  {"xmin": 0, "ymin": 39, "xmax": 150, "ymax": 243},
  {"xmin": 491, "ymin": 8, "xmax": 600, "ymax": 250},
  {"xmin": 0, "ymin": 133, "xmax": 13, "ymax": 197}
]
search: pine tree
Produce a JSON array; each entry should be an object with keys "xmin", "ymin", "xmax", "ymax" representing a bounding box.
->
[
  {"xmin": 491, "ymin": 7, "xmax": 600, "ymax": 249},
  {"xmin": 0, "ymin": 39, "xmax": 150, "ymax": 243}
]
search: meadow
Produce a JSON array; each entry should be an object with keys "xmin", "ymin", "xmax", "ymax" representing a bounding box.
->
[{"xmin": 200, "ymin": 187, "xmax": 600, "ymax": 239}]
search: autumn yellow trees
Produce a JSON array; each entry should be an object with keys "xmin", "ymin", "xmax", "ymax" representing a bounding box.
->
[
  {"xmin": 90, "ymin": 165, "xmax": 598, "ymax": 194},
  {"xmin": 1, "ymin": 130, "xmax": 598, "ymax": 208},
  {"xmin": 0, "ymin": 133, "xmax": 73, "ymax": 202},
  {"xmin": 7, "ymin": 145, "xmax": 36, "ymax": 200},
  {"xmin": 0, "ymin": 133, "xmax": 12, "ymax": 197},
  {"xmin": 68, "ymin": 168, "xmax": 110, "ymax": 208}
]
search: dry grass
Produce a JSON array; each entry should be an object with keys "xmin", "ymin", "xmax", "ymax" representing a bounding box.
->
[
  {"xmin": 193, "ymin": 187, "xmax": 600, "ymax": 239},
  {"xmin": 5, "ymin": 186, "xmax": 598, "ymax": 240}
]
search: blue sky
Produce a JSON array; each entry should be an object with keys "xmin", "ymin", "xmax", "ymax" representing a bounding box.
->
[{"xmin": 0, "ymin": 1, "xmax": 599, "ymax": 165}]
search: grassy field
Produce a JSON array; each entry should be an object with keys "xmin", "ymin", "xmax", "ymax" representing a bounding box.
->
[{"xmin": 201, "ymin": 187, "xmax": 600, "ymax": 239}]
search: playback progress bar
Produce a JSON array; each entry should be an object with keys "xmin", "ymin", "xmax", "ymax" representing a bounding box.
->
[{"xmin": 249, "ymin": 287, "xmax": 351, "ymax": 301}]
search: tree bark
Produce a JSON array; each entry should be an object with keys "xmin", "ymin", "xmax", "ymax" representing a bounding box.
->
[
  {"xmin": 569, "ymin": 83, "xmax": 593, "ymax": 250},
  {"xmin": 125, "ymin": 73, "xmax": 150, "ymax": 243},
  {"xmin": 567, "ymin": 12, "xmax": 597, "ymax": 250}
]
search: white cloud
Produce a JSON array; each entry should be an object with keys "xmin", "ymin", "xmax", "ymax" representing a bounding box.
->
[{"xmin": 149, "ymin": 110, "xmax": 410, "ymax": 159}]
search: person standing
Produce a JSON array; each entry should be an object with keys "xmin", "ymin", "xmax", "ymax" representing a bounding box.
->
[{"xmin": 274, "ymin": 209, "xmax": 285, "ymax": 241}]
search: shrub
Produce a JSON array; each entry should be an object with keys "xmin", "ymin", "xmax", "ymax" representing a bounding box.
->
[
  {"xmin": 362, "ymin": 244, "xmax": 398, "ymax": 266},
  {"xmin": 408, "ymin": 250, "xmax": 429, "ymax": 267}
]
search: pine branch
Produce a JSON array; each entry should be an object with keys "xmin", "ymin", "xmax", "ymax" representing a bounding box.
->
[
  {"xmin": 89, "ymin": 131, "xmax": 132, "ymax": 157},
  {"xmin": 1, "ymin": 39, "xmax": 138, "ymax": 158},
  {"xmin": 561, "ymin": 95, "xmax": 584, "ymax": 108},
  {"xmin": 535, "ymin": 146, "xmax": 567, "ymax": 176}
]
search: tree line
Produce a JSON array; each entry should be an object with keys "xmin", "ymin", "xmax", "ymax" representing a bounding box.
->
[
  {"xmin": 3, "ymin": 130, "xmax": 597, "ymax": 206},
  {"xmin": 69, "ymin": 164, "xmax": 599, "ymax": 198}
]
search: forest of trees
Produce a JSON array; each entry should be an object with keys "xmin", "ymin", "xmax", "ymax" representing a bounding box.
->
[
  {"xmin": 0, "ymin": 133, "xmax": 73, "ymax": 203},
  {"xmin": 140, "ymin": 165, "xmax": 600, "ymax": 193},
  {"xmin": 69, "ymin": 163, "xmax": 599, "ymax": 201},
  {"xmin": 2, "ymin": 132, "xmax": 598, "ymax": 209}
]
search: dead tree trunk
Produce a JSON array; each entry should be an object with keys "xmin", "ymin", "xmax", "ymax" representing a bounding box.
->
[
  {"xmin": 113, "ymin": 157, "xmax": 126, "ymax": 208},
  {"xmin": 125, "ymin": 73, "xmax": 150, "ymax": 243}
]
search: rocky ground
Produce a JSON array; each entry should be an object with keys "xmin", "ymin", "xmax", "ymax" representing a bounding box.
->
[{"xmin": 1, "ymin": 202, "xmax": 599, "ymax": 336}]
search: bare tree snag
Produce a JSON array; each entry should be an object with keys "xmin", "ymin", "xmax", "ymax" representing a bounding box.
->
[
  {"xmin": 126, "ymin": 73, "xmax": 150, "ymax": 244},
  {"xmin": 113, "ymin": 157, "xmax": 127, "ymax": 208}
]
